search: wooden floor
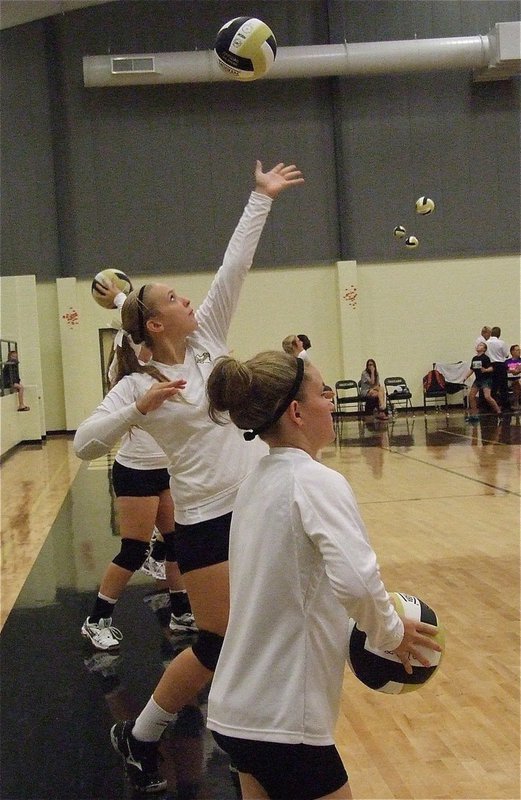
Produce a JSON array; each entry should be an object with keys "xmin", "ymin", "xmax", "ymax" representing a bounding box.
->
[{"xmin": 0, "ymin": 412, "xmax": 519, "ymax": 800}]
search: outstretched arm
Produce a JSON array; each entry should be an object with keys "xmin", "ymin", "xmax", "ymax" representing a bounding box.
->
[{"xmin": 254, "ymin": 160, "xmax": 305, "ymax": 199}]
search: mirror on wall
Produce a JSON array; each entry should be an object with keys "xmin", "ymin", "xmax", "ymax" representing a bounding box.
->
[{"xmin": 0, "ymin": 339, "xmax": 18, "ymax": 397}]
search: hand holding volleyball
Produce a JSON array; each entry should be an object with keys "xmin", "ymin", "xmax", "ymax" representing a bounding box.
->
[
  {"xmin": 346, "ymin": 591, "xmax": 444, "ymax": 694},
  {"xmin": 91, "ymin": 268, "xmax": 133, "ymax": 309}
]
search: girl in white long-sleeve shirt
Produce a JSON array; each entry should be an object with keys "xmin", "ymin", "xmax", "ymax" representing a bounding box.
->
[
  {"xmin": 74, "ymin": 161, "xmax": 305, "ymax": 794},
  {"xmin": 205, "ymin": 351, "xmax": 441, "ymax": 800},
  {"xmin": 80, "ymin": 287, "xmax": 194, "ymax": 653}
]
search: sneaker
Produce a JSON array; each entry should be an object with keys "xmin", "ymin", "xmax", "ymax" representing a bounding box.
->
[
  {"xmin": 110, "ymin": 720, "xmax": 167, "ymax": 794},
  {"xmin": 169, "ymin": 612, "xmax": 198, "ymax": 635},
  {"xmin": 81, "ymin": 617, "xmax": 122, "ymax": 651},
  {"xmin": 140, "ymin": 555, "xmax": 166, "ymax": 581},
  {"xmin": 143, "ymin": 589, "xmax": 170, "ymax": 613}
]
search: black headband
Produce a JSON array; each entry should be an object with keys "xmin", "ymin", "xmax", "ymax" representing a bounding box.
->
[
  {"xmin": 244, "ymin": 357, "xmax": 305, "ymax": 441},
  {"xmin": 136, "ymin": 285, "xmax": 147, "ymax": 343}
]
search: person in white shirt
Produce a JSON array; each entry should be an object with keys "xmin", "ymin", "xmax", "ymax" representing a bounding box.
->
[
  {"xmin": 282, "ymin": 333, "xmax": 308, "ymax": 360},
  {"xmin": 205, "ymin": 350, "xmax": 441, "ymax": 800},
  {"xmin": 74, "ymin": 160, "xmax": 304, "ymax": 794},
  {"xmin": 486, "ymin": 326, "xmax": 510, "ymax": 409},
  {"xmin": 80, "ymin": 285, "xmax": 195, "ymax": 655},
  {"xmin": 474, "ymin": 325, "xmax": 491, "ymax": 348}
]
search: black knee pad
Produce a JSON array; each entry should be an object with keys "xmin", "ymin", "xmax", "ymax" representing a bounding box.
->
[
  {"xmin": 112, "ymin": 538, "xmax": 149, "ymax": 572},
  {"xmin": 162, "ymin": 531, "xmax": 177, "ymax": 563},
  {"xmin": 192, "ymin": 629, "xmax": 224, "ymax": 672}
]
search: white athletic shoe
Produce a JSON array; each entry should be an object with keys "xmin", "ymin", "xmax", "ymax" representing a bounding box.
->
[
  {"xmin": 81, "ymin": 617, "xmax": 123, "ymax": 651},
  {"xmin": 140, "ymin": 554, "xmax": 166, "ymax": 581},
  {"xmin": 169, "ymin": 612, "xmax": 198, "ymax": 635}
]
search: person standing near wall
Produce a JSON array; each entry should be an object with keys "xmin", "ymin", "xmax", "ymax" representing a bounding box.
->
[
  {"xmin": 463, "ymin": 342, "xmax": 501, "ymax": 422},
  {"xmin": 474, "ymin": 326, "xmax": 491, "ymax": 348},
  {"xmin": 297, "ymin": 333, "xmax": 312, "ymax": 361},
  {"xmin": 2, "ymin": 350, "xmax": 30, "ymax": 411},
  {"xmin": 486, "ymin": 326, "xmax": 510, "ymax": 410},
  {"xmin": 74, "ymin": 160, "xmax": 304, "ymax": 793},
  {"xmin": 505, "ymin": 344, "xmax": 521, "ymax": 410}
]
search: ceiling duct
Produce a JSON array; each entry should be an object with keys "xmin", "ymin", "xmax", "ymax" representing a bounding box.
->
[{"xmin": 83, "ymin": 22, "xmax": 520, "ymax": 87}]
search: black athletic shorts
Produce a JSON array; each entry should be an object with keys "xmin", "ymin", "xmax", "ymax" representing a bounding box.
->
[
  {"xmin": 112, "ymin": 460, "xmax": 170, "ymax": 497},
  {"xmin": 173, "ymin": 512, "xmax": 232, "ymax": 574},
  {"xmin": 212, "ymin": 733, "xmax": 348, "ymax": 800}
]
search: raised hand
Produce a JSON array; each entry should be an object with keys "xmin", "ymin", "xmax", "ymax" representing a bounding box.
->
[{"xmin": 254, "ymin": 160, "xmax": 305, "ymax": 199}]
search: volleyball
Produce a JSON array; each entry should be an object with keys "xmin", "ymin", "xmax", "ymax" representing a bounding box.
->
[
  {"xmin": 346, "ymin": 591, "xmax": 444, "ymax": 695},
  {"xmin": 91, "ymin": 269, "xmax": 133, "ymax": 309},
  {"xmin": 405, "ymin": 235, "xmax": 419, "ymax": 249},
  {"xmin": 415, "ymin": 196, "xmax": 435, "ymax": 214},
  {"xmin": 214, "ymin": 17, "xmax": 277, "ymax": 82},
  {"xmin": 393, "ymin": 225, "xmax": 407, "ymax": 239}
]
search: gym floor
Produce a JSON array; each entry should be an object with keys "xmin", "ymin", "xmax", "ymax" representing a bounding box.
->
[{"xmin": 1, "ymin": 409, "xmax": 519, "ymax": 800}]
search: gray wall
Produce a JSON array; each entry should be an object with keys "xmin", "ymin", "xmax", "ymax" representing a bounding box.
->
[{"xmin": 1, "ymin": 0, "xmax": 519, "ymax": 280}]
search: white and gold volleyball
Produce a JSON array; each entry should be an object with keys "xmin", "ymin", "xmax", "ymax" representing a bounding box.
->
[
  {"xmin": 405, "ymin": 235, "xmax": 419, "ymax": 249},
  {"xmin": 393, "ymin": 225, "xmax": 407, "ymax": 239},
  {"xmin": 91, "ymin": 269, "xmax": 133, "ymax": 309},
  {"xmin": 415, "ymin": 196, "xmax": 435, "ymax": 214},
  {"xmin": 346, "ymin": 591, "xmax": 445, "ymax": 695},
  {"xmin": 214, "ymin": 17, "xmax": 277, "ymax": 81}
]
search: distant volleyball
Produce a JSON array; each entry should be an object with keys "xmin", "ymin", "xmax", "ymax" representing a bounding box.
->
[
  {"xmin": 415, "ymin": 196, "xmax": 435, "ymax": 215},
  {"xmin": 214, "ymin": 17, "xmax": 277, "ymax": 81},
  {"xmin": 346, "ymin": 591, "xmax": 444, "ymax": 695},
  {"xmin": 91, "ymin": 269, "xmax": 133, "ymax": 309},
  {"xmin": 393, "ymin": 225, "xmax": 406, "ymax": 239},
  {"xmin": 405, "ymin": 235, "xmax": 419, "ymax": 249}
]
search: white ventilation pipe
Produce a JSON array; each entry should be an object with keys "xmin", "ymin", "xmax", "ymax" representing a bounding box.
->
[{"xmin": 83, "ymin": 23, "xmax": 520, "ymax": 87}]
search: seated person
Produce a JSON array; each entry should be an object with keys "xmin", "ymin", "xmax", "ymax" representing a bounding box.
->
[
  {"xmin": 463, "ymin": 342, "xmax": 501, "ymax": 421},
  {"xmin": 359, "ymin": 359, "xmax": 388, "ymax": 420},
  {"xmin": 505, "ymin": 344, "xmax": 521, "ymax": 409},
  {"xmin": 2, "ymin": 350, "xmax": 29, "ymax": 411}
]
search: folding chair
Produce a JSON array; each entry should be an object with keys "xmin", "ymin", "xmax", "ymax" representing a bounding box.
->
[{"xmin": 384, "ymin": 377, "xmax": 413, "ymax": 416}]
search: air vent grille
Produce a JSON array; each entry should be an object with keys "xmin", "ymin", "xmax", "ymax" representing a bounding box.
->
[{"xmin": 111, "ymin": 57, "xmax": 155, "ymax": 74}]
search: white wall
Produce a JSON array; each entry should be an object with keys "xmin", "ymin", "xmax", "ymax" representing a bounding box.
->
[{"xmin": 1, "ymin": 254, "xmax": 520, "ymax": 441}]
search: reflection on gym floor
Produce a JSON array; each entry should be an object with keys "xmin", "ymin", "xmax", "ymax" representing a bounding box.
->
[{"xmin": 1, "ymin": 409, "xmax": 519, "ymax": 799}]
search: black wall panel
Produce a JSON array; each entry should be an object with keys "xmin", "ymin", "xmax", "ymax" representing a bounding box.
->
[{"xmin": 0, "ymin": 0, "xmax": 519, "ymax": 279}]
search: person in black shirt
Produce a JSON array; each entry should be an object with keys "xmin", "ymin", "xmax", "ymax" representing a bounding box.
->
[
  {"xmin": 463, "ymin": 343, "xmax": 501, "ymax": 421},
  {"xmin": 2, "ymin": 350, "xmax": 29, "ymax": 411}
]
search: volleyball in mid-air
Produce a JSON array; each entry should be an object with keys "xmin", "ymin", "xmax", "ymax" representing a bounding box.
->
[
  {"xmin": 214, "ymin": 17, "xmax": 277, "ymax": 81},
  {"xmin": 415, "ymin": 196, "xmax": 435, "ymax": 215},
  {"xmin": 393, "ymin": 225, "xmax": 407, "ymax": 239},
  {"xmin": 91, "ymin": 269, "xmax": 133, "ymax": 309},
  {"xmin": 405, "ymin": 235, "xmax": 419, "ymax": 249},
  {"xmin": 346, "ymin": 591, "xmax": 444, "ymax": 694}
]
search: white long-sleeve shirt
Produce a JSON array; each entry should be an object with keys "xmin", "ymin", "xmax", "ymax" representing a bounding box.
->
[
  {"xmin": 74, "ymin": 192, "xmax": 270, "ymax": 523},
  {"xmin": 207, "ymin": 447, "xmax": 404, "ymax": 745},
  {"xmin": 110, "ymin": 293, "xmax": 170, "ymax": 470}
]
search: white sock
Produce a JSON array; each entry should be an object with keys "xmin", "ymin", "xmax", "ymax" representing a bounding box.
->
[{"xmin": 131, "ymin": 695, "xmax": 177, "ymax": 742}]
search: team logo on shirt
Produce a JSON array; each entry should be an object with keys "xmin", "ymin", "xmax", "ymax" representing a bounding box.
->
[{"xmin": 195, "ymin": 351, "xmax": 212, "ymax": 364}]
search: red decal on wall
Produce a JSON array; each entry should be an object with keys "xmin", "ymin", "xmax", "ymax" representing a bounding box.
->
[
  {"xmin": 343, "ymin": 284, "xmax": 358, "ymax": 309},
  {"xmin": 62, "ymin": 307, "xmax": 79, "ymax": 327}
]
